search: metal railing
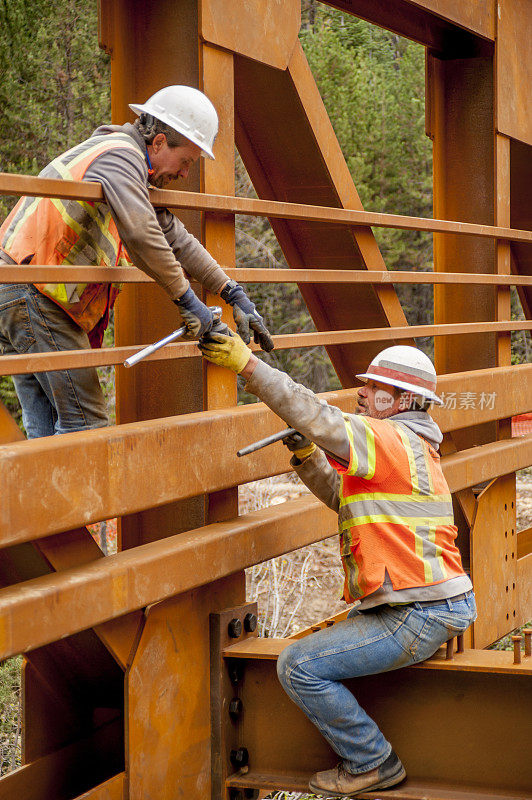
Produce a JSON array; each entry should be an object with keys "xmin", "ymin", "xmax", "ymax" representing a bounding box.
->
[
  {"xmin": 0, "ymin": 169, "xmax": 531, "ymax": 662},
  {"xmin": 1, "ymin": 172, "xmax": 531, "ymax": 376}
]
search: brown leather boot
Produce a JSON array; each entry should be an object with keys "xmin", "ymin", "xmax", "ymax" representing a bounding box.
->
[{"xmin": 308, "ymin": 750, "xmax": 406, "ymax": 797}]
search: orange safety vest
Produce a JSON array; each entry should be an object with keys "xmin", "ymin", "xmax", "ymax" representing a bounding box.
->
[
  {"xmin": 328, "ymin": 414, "xmax": 465, "ymax": 603},
  {"xmin": 0, "ymin": 132, "xmax": 143, "ymax": 345}
]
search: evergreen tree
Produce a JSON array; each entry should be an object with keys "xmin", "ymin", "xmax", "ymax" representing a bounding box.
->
[{"xmin": 0, "ymin": 0, "xmax": 111, "ymax": 426}]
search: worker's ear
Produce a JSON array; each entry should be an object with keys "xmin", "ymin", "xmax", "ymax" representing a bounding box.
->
[{"xmin": 151, "ymin": 133, "xmax": 167, "ymax": 153}]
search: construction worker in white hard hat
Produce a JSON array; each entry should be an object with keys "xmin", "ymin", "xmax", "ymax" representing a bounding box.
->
[
  {"xmin": 199, "ymin": 334, "xmax": 476, "ymax": 797},
  {"xmin": 0, "ymin": 85, "xmax": 273, "ymax": 438}
]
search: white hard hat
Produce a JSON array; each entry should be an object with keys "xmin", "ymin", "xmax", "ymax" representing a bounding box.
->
[
  {"xmin": 356, "ymin": 345, "xmax": 443, "ymax": 405},
  {"xmin": 129, "ymin": 85, "xmax": 218, "ymax": 159}
]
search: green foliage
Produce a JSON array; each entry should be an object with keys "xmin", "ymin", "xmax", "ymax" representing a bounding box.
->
[
  {"xmin": 0, "ymin": 0, "xmax": 110, "ymax": 171},
  {"xmin": 0, "ymin": 376, "xmax": 23, "ymax": 429},
  {"xmin": 0, "ymin": 0, "xmax": 111, "ymax": 421},
  {"xmin": 510, "ymin": 288, "xmax": 531, "ymax": 364},
  {"xmin": 489, "ymin": 624, "xmax": 531, "ymax": 651},
  {"xmin": 0, "ymin": 657, "xmax": 21, "ymax": 774}
]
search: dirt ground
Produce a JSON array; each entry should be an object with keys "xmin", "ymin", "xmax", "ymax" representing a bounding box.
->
[{"xmin": 240, "ymin": 469, "xmax": 532, "ymax": 637}]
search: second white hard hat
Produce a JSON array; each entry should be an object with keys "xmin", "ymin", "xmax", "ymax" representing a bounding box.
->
[
  {"xmin": 129, "ymin": 85, "xmax": 218, "ymax": 159},
  {"xmin": 356, "ymin": 345, "xmax": 443, "ymax": 405}
]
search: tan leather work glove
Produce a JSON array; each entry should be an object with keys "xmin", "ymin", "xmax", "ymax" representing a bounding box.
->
[{"xmin": 199, "ymin": 331, "xmax": 252, "ymax": 373}]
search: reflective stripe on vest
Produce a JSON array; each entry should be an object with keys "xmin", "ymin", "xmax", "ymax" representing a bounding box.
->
[
  {"xmin": 0, "ymin": 133, "xmax": 143, "ymax": 334},
  {"xmin": 336, "ymin": 414, "xmax": 464, "ymax": 602}
]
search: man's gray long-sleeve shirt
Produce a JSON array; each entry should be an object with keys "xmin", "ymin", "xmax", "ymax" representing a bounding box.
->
[
  {"xmin": 82, "ymin": 123, "xmax": 228, "ymax": 300},
  {"xmin": 0, "ymin": 123, "xmax": 229, "ymax": 300}
]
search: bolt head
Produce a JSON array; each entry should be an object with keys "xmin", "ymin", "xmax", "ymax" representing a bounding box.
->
[
  {"xmin": 229, "ymin": 697, "xmax": 243, "ymax": 720},
  {"xmin": 228, "ymin": 618, "xmax": 242, "ymax": 638},
  {"xmin": 244, "ymin": 612, "xmax": 257, "ymax": 633},
  {"xmin": 230, "ymin": 747, "xmax": 249, "ymax": 768},
  {"xmin": 228, "ymin": 660, "xmax": 244, "ymax": 686}
]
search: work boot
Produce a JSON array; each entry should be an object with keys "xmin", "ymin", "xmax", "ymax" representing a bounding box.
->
[{"xmin": 308, "ymin": 750, "xmax": 406, "ymax": 797}]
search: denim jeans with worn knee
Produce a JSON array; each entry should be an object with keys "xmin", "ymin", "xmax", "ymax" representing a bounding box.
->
[
  {"xmin": 277, "ymin": 592, "xmax": 476, "ymax": 774},
  {"xmin": 0, "ymin": 283, "xmax": 108, "ymax": 438}
]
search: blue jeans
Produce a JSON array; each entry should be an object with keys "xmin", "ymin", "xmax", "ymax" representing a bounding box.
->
[
  {"xmin": 0, "ymin": 283, "xmax": 108, "ymax": 438},
  {"xmin": 277, "ymin": 592, "xmax": 477, "ymax": 774}
]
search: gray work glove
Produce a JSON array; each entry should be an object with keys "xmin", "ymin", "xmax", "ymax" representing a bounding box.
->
[
  {"xmin": 220, "ymin": 280, "xmax": 274, "ymax": 352},
  {"xmin": 282, "ymin": 431, "xmax": 316, "ymax": 462},
  {"xmin": 174, "ymin": 287, "xmax": 214, "ymax": 339}
]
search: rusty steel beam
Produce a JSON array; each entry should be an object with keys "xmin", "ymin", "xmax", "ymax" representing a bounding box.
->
[
  {"xmin": 324, "ymin": 0, "xmax": 495, "ymax": 51},
  {"xmin": 125, "ymin": 574, "xmax": 245, "ymax": 798},
  {"xmin": 518, "ymin": 553, "xmax": 532, "ymax": 629},
  {"xmin": 222, "ymin": 636, "xmax": 532, "ymax": 675},
  {"xmin": 517, "ymin": 527, "xmax": 532, "ymax": 560},
  {"xmin": 0, "ymin": 497, "xmax": 336, "ymax": 660},
  {"xmin": 470, "ymin": 475, "xmax": 517, "ymax": 648},
  {"xmin": 1, "ymin": 172, "xmax": 531, "ymax": 244},
  {"xmin": 2, "ymin": 320, "xmax": 532, "ymax": 377},
  {"xmin": 1, "ymin": 431, "xmax": 532, "ymax": 657},
  {"xmin": 2, "ymin": 357, "xmax": 530, "ymax": 441},
  {"xmin": 220, "ymin": 640, "xmax": 532, "ymax": 798},
  {"xmin": 0, "ymin": 172, "xmax": 102, "ymax": 202},
  {"xmin": 3, "ymin": 265, "xmax": 532, "ymax": 286},
  {"xmin": 444, "ymin": 436, "xmax": 532, "ymax": 494},
  {"xmin": 0, "ymin": 370, "xmax": 531, "ymax": 545},
  {"xmin": 236, "ymin": 38, "xmax": 413, "ymax": 384},
  {"xmin": 73, "ymin": 774, "xmax": 125, "ymax": 800},
  {"xmin": 0, "ymin": 716, "xmax": 123, "ymax": 800}
]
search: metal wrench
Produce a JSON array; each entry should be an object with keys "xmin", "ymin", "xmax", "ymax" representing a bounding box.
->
[{"xmin": 124, "ymin": 306, "xmax": 223, "ymax": 368}]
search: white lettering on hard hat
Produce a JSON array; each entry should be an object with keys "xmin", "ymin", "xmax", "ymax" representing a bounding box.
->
[{"xmin": 374, "ymin": 390, "xmax": 395, "ymax": 411}]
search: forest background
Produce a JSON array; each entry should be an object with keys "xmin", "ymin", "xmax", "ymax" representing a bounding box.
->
[{"xmin": 1, "ymin": 0, "xmax": 529, "ymax": 425}]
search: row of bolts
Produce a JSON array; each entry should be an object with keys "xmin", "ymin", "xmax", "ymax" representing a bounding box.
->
[
  {"xmin": 446, "ymin": 630, "xmax": 531, "ymax": 663},
  {"xmin": 511, "ymin": 628, "xmax": 532, "ymax": 664}
]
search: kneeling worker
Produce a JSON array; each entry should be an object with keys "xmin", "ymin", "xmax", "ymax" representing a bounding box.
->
[{"xmin": 200, "ymin": 332, "xmax": 476, "ymax": 797}]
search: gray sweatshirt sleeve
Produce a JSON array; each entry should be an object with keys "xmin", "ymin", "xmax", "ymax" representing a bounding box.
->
[
  {"xmin": 245, "ymin": 360, "xmax": 351, "ymax": 465},
  {"xmin": 84, "ymin": 149, "xmax": 229, "ymax": 300},
  {"xmin": 155, "ymin": 207, "xmax": 228, "ymax": 294},
  {"xmin": 292, "ymin": 448, "xmax": 340, "ymax": 512}
]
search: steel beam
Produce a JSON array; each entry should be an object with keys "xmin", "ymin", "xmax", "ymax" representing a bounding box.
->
[
  {"xmin": 109, "ymin": 0, "xmax": 207, "ymax": 551},
  {"xmin": 2, "ymin": 320, "xmax": 532, "ymax": 376},
  {"xmin": 324, "ymin": 0, "xmax": 495, "ymax": 50},
  {"xmin": 74, "ymin": 774, "xmax": 125, "ymax": 800},
  {"xmin": 1, "ymin": 426, "xmax": 531, "ymax": 658},
  {"xmin": 443, "ymin": 436, "xmax": 532, "ymax": 493},
  {"xmin": 221, "ymin": 640, "xmax": 532, "ymax": 798},
  {"xmin": 0, "ymin": 373, "xmax": 531, "ymax": 544},
  {"xmin": 209, "ymin": 602, "xmax": 258, "ymax": 799},
  {"xmin": 3, "ymin": 265, "xmax": 532, "ymax": 286},
  {"xmin": 0, "ymin": 497, "xmax": 336, "ymax": 660},
  {"xmin": 125, "ymin": 575, "xmax": 245, "ymax": 799},
  {"xmin": 1, "ymin": 359, "xmax": 531, "ymax": 442},
  {"xmin": 497, "ymin": 0, "xmax": 532, "ymax": 148},
  {"xmin": 517, "ymin": 527, "xmax": 532, "ymax": 560},
  {"xmin": 470, "ymin": 475, "xmax": 518, "ymax": 648},
  {"xmin": 1, "ymin": 172, "xmax": 531, "ymax": 243},
  {"xmin": 0, "ymin": 716, "xmax": 123, "ymax": 800}
]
